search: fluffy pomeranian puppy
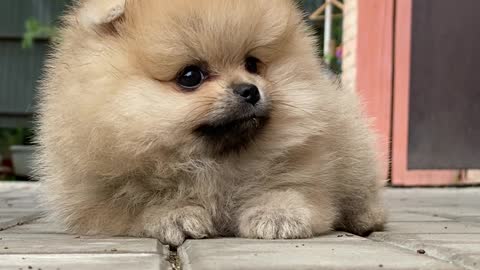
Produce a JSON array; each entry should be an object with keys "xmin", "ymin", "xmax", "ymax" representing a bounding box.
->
[{"xmin": 35, "ymin": 0, "xmax": 385, "ymax": 246}]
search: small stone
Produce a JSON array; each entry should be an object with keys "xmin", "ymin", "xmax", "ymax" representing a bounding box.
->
[
  {"xmin": 4, "ymin": 247, "xmax": 8, "ymax": 249},
  {"xmin": 16, "ymin": 222, "xmax": 24, "ymax": 226},
  {"xmin": 337, "ymin": 234, "xmax": 343, "ymax": 237},
  {"xmin": 75, "ymin": 236, "xmax": 81, "ymax": 239},
  {"xmin": 417, "ymin": 249, "xmax": 426, "ymax": 254},
  {"xmin": 301, "ymin": 244, "xmax": 305, "ymax": 246},
  {"xmin": 111, "ymin": 248, "xmax": 118, "ymax": 252},
  {"xmin": 345, "ymin": 234, "xmax": 354, "ymax": 237},
  {"xmin": 28, "ymin": 266, "xmax": 32, "ymax": 270},
  {"xmin": 444, "ymin": 226, "xmax": 448, "ymax": 229},
  {"xmin": 433, "ymin": 214, "xmax": 438, "ymax": 217},
  {"xmin": 295, "ymin": 245, "xmax": 299, "ymax": 248},
  {"xmin": 379, "ymin": 264, "xmax": 384, "ymax": 268}
]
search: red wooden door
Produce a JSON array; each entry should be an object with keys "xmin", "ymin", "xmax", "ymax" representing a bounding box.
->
[{"xmin": 356, "ymin": 0, "xmax": 476, "ymax": 186}]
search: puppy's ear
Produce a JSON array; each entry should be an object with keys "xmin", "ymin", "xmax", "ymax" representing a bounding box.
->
[{"xmin": 77, "ymin": 0, "xmax": 126, "ymax": 29}]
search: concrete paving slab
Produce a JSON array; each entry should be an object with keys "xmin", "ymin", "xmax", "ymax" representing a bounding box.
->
[
  {"xmin": 0, "ymin": 197, "xmax": 40, "ymax": 206},
  {"xmin": 384, "ymin": 188, "xmax": 480, "ymax": 199},
  {"xmin": 388, "ymin": 212, "xmax": 452, "ymax": 222},
  {"xmin": 386, "ymin": 221, "xmax": 480, "ymax": 234},
  {"xmin": 0, "ymin": 213, "xmax": 42, "ymax": 231},
  {"xmin": 1, "ymin": 220, "xmax": 66, "ymax": 234},
  {"xmin": 384, "ymin": 188, "xmax": 480, "ymax": 209},
  {"xmin": 0, "ymin": 236, "xmax": 163, "ymax": 254},
  {"xmin": 0, "ymin": 202, "xmax": 38, "ymax": 209},
  {"xmin": 411, "ymin": 207, "xmax": 480, "ymax": 218},
  {"xmin": 370, "ymin": 233, "xmax": 480, "ymax": 242},
  {"xmin": 0, "ymin": 233, "xmax": 81, "ymax": 240},
  {"xmin": 451, "ymin": 254, "xmax": 480, "ymax": 270},
  {"xmin": 457, "ymin": 216, "xmax": 480, "ymax": 223},
  {"xmin": 179, "ymin": 237, "xmax": 460, "ymax": 270},
  {"xmin": 0, "ymin": 208, "xmax": 43, "ymax": 215},
  {"xmin": 0, "ymin": 182, "xmax": 37, "ymax": 193},
  {"xmin": 369, "ymin": 233, "xmax": 480, "ymax": 270},
  {"xmin": 0, "ymin": 253, "xmax": 170, "ymax": 270},
  {"xmin": 0, "ymin": 191, "xmax": 40, "ymax": 200}
]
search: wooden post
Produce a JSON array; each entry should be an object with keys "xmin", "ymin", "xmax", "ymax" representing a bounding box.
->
[{"xmin": 324, "ymin": 0, "xmax": 333, "ymax": 63}]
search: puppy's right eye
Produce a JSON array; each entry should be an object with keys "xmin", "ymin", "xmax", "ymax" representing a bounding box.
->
[
  {"xmin": 245, "ymin": 56, "xmax": 260, "ymax": 74},
  {"xmin": 176, "ymin": 65, "xmax": 206, "ymax": 90}
]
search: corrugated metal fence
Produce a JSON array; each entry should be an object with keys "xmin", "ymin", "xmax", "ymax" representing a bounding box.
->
[{"xmin": 0, "ymin": 0, "xmax": 69, "ymax": 128}]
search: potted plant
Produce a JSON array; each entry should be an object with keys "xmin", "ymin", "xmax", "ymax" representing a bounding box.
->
[{"xmin": 1, "ymin": 128, "xmax": 36, "ymax": 178}]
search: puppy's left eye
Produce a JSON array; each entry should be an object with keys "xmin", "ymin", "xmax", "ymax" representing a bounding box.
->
[{"xmin": 245, "ymin": 56, "xmax": 260, "ymax": 74}]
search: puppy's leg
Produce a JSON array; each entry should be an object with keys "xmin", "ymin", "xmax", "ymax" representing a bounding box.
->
[
  {"xmin": 236, "ymin": 190, "xmax": 336, "ymax": 239},
  {"xmin": 337, "ymin": 197, "xmax": 386, "ymax": 236},
  {"xmin": 130, "ymin": 205, "xmax": 216, "ymax": 246}
]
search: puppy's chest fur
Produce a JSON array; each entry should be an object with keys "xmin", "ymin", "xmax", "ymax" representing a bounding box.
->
[{"xmin": 143, "ymin": 164, "xmax": 261, "ymax": 235}]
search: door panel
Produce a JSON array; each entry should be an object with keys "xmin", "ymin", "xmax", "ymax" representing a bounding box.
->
[{"xmin": 408, "ymin": 0, "xmax": 480, "ymax": 169}]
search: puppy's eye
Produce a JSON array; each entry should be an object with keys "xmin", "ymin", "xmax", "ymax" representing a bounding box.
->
[
  {"xmin": 245, "ymin": 56, "xmax": 260, "ymax": 74},
  {"xmin": 176, "ymin": 65, "xmax": 206, "ymax": 90}
]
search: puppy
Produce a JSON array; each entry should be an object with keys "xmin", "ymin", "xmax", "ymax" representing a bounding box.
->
[{"xmin": 35, "ymin": 0, "xmax": 386, "ymax": 246}]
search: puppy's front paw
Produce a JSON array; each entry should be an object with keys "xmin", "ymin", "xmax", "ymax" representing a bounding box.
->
[
  {"xmin": 131, "ymin": 205, "xmax": 215, "ymax": 246},
  {"xmin": 238, "ymin": 207, "xmax": 313, "ymax": 239}
]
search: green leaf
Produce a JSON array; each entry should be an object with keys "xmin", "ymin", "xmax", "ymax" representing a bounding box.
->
[{"xmin": 22, "ymin": 18, "xmax": 58, "ymax": 49}]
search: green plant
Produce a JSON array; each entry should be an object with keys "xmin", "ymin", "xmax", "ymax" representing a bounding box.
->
[
  {"xmin": 307, "ymin": 2, "xmax": 344, "ymax": 74},
  {"xmin": 0, "ymin": 128, "xmax": 35, "ymax": 181},
  {"xmin": 0, "ymin": 129, "xmax": 17, "ymax": 156},
  {"xmin": 326, "ymin": 16, "xmax": 343, "ymax": 74},
  {"xmin": 22, "ymin": 18, "xmax": 57, "ymax": 49},
  {"xmin": 0, "ymin": 128, "xmax": 34, "ymax": 155}
]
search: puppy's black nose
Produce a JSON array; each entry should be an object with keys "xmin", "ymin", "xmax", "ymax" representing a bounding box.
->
[{"xmin": 233, "ymin": 84, "xmax": 260, "ymax": 105}]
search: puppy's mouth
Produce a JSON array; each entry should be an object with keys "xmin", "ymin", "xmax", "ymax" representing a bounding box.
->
[
  {"xmin": 194, "ymin": 113, "xmax": 269, "ymax": 154},
  {"xmin": 195, "ymin": 115, "xmax": 266, "ymax": 135}
]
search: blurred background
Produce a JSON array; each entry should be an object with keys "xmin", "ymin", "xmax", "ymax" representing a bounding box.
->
[{"xmin": 0, "ymin": 0, "xmax": 478, "ymax": 186}]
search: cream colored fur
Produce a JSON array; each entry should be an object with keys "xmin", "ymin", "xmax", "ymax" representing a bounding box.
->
[{"xmin": 35, "ymin": 0, "xmax": 386, "ymax": 246}]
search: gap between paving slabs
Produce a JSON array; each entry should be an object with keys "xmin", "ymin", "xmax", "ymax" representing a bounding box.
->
[{"xmin": 168, "ymin": 246, "xmax": 182, "ymax": 270}]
